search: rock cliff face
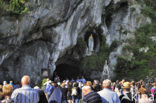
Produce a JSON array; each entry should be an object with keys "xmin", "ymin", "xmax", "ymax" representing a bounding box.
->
[{"xmin": 0, "ymin": 0, "xmax": 150, "ymax": 82}]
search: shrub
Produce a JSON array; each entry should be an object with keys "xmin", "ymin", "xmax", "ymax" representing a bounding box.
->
[
  {"xmin": 114, "ymin": 0, "xmax": 156, "ymax": 80},
  {"xmin": 0, "ymin": 0, "xmax": 28, "ymax": 15}
]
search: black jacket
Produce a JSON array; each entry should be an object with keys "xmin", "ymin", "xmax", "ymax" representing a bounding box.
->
[
  {"xmin": 119, "ymin": 93, "xmax": 135, "ymax": 103},
  {"xmin": 38, "ymin": 90, "xmax": 48, "ymax": 103}
]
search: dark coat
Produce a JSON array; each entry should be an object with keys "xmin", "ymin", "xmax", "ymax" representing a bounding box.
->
[
  {"xmin": 83, "ymin": 91, "xmax": 102, "ymax": 103},
  {"xmin": 38, "ymin": 90, "xmax": 48, "ymax": 103},
  {"xmin": 119, "ymin": 93, "xmax": 135, "ymax": 103}
]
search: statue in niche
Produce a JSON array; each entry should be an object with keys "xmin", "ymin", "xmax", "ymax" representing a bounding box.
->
[
  {"xmin": 41, "ymin": 69, "xmax": 50, "ymax": 78},
  {"xmin": 101, "ymin": 60, "xmax": 110, "ymax": 80},
  {"xmin": 88, "ymin": 34, "xmax": 94, "ymax": 55}
]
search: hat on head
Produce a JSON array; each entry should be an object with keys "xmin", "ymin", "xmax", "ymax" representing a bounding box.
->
[{"xmin": 122, "ymin": 82, "xmax": 130, "ymax": 89}]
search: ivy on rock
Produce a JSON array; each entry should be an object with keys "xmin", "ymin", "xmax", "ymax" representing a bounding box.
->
[{"xmin": 0, "ymin": 0, "xmax": 28, "ymax": 15}]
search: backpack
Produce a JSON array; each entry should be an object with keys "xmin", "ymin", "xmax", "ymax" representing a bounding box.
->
[{"xmin": 71, "ymin": 87, "xmax": 77, "ymax": 96}]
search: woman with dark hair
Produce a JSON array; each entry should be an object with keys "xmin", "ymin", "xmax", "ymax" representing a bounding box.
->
[{"xmin": 71, "ymin": 82, "xmax": 81, "ymax": 103}]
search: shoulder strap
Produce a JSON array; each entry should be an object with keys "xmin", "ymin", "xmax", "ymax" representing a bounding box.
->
[{"xmin": 49, "ymin": 88, "xmax": 55, "ymax": 97}]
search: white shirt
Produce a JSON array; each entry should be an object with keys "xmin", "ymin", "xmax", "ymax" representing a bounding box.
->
[{"xmin": 98, "ymin": 88, "xmax": 121, "ymax": 103}]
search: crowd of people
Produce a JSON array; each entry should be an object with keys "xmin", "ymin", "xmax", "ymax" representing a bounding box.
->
[{"xmin": 0, "ymin": 75, "xmax": 155, "ymax": 103}]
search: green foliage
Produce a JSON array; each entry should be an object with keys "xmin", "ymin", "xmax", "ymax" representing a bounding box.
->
[
  {"xmin": 115, "ymin": 0, "xmax": 156, "ymax": 80},
  {"xmin": 0, "ymin": 0, "xmax": 28, "ymax": 15},
  {"xmin": 130, "ymin": 6, "xmax": 136, "ymax": 12},
  {"xmin": 118, "ymin": 25, "xmax": 131, "ymax": 35},
  {"xmin": 74, "ymin": 38, "xmax": 86, "ymax": 56},
  {"xmin": 137, "ymin": 0, "xmax": 156, "ymax": 21},
  {"xmin": 0, "ymin": 0, "xmax": 8, "ymax": 11},
  {"xmin": 9, "ymin": 0, "xmax": 28, "ymax": 14},
  {"xmin": 115, "ymin": 23, "xmax": 156, "ymax": 80},
  {"xmin": 116, "ymin": 56, "xmax": 156, "ymax": 80},
  {"xmin": 40, "ymin": 78, "xmax": 47, "ymax": 88}
]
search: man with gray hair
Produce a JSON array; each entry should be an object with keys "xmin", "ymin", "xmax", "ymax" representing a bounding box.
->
[
  {"xmin": 82, "ymin": 86, "xmax": 102, "ymax": 103},
  {"xmin": 11, "ymin": 75, "xmax": 39, "ymax": 103},
  {"xmin": 98, "ymin": 79, "xmax": 121, "ymax": 103}
]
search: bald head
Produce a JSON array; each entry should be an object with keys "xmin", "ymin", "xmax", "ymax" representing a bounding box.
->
[{"xmin": 21, "ymin": 75, "xmax": 30, "ymax": 86}]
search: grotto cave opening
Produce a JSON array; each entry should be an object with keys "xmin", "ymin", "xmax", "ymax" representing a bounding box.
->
[{"xmin": 54, "ymin": 63, "xmax": 81, "ymax": 81}]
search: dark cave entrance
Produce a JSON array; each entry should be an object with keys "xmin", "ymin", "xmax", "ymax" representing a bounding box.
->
[{"xmin": 54, "ymin": 64, "xmax": 81, "ymax": 81}]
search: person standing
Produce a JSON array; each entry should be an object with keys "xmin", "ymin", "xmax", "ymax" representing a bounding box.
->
[
  {"xmin": 119, "ymin": 82, "xmax": 135, "ymax": 103},
  {"xmin": 151, "ymin": 82, "xmax": 156, "ymax": 100},
  {"xmin": 37, "ymin": 89, "xmax": 48, "ymax": 103},
  {"xmin": 92, "ymin": 80, "xmax": 102, "ymax": 92},
  {"xmin": 61, "ymin": 83, "xmax": 68, "ymax": 103},
  {"xmin": 138, "ymin": 85, "xmax": 150, "ymax": 103},
  {"xmin": 71, "ymin": 82, "xmax": 81, "ymax": 103},
  {"xmin": 34, "ymin": 84, "xmax": 48, "ymax": 103},
  {"xmin": 48, "ymin": 82, "xmax": 63, "ymax": 103},
  {"xmin": 67, "ymin": 82, "xmax": 72, "ymax": 103},
  {"xmin": 1, "ymin": 84, "xmax": 14, "ymax": 103},
  {"xmin": 11, "ymin": 75, "xmax": 39, "ymax": 103},
  {"xmin": 9, "ymin": 81, "xmax": 15, "ymax": 90},
  {"xmin": 45, "ymin": 80, "xmax": 54, "ymax": 99},
  {"xmin": 82, "ymin": 86, "xmax": 102, "ymax": 103},
  {"xmin": 81, "ymin": 76, "xmax": 86, "ymax": 84},
  {"xmin": 98, "ymin": 79, "xmax": 121, "ymax": 103}
]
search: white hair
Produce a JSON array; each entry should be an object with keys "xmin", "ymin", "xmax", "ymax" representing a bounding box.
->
[
  {"xmin": 103, "ymin": 79, "xmax": 111, "ymax": 87},
  {"xmin": 82, "ymin": 86, "xmax": 91, "ymax": 90},
  {"xmin": 3, "ymin": 81, "xmax": 7, "ymax": 85}
]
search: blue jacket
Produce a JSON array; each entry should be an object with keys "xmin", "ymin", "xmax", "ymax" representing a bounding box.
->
[
  {"xmin": 48, "ymin": 87, "xmax": 63, "ymax": 103},
  {"xmin": 45, "ymin": 84, "xmax": 54, "ymax": 97}
]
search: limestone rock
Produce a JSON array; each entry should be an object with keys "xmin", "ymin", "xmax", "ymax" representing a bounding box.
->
[{"xmin": 0, "ymin": 0, "xmax": 150, "ymax": 82}]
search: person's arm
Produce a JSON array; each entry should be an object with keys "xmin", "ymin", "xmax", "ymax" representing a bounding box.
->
[
  {"xmin": 11, "ymin": 89, "xmax": 19, "ymax": 102},
  {"xmin": 82, "ymin": 95, "xmax": 87, "ymax": 103}
]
